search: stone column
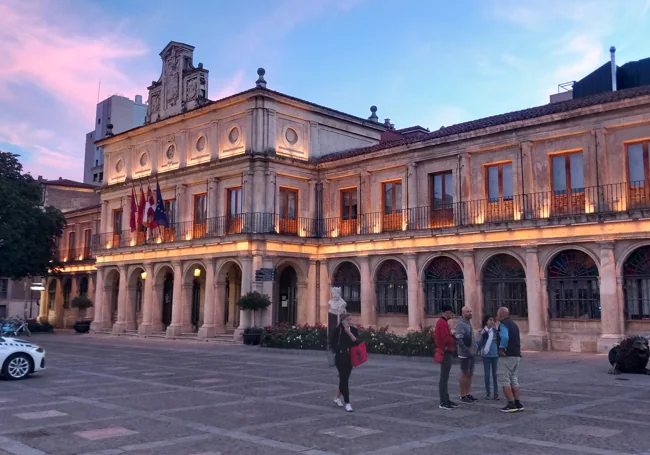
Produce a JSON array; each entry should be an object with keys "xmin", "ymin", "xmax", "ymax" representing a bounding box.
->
[
  {"xmin": 524, "ymin": 247, "xmax": 547, "ymax": 350},
  {"xmin": 253, "ymin": 166, "xmax": 266, "ymax": 214},
  {"xmin": 406, "ymin": 254, "xmax": 421, "ymax": 331},
  {"xmin": 594, "ymin": 128, "xmax": 608, "ymax": 202},
  {"xmin": 359, "ymin": 255, "xmax": 376, "ymax": 327},
  {"xmin": 597, "ymin": 242, "xmax": 623, "ymax": 353},
  {"xmin": 251, "ymin": 253, "xmax": 263, "ymax": 327},
  {"xmin": 235, "ymin": 256, "xmax": 253, "ymax": 338},
  {"xmin": 138, "ymin": 263, "xmax": 154, "ymax": 335},
  {"xmin": 207, "ymin": 177, "xmax": 219, "ymax": 221},
  {"xmin": 152, "ymin": 284, "xmax": 163, "ymax": 332},
  {"xmin": 265, "ymin": 171, "xmax": 276, "ymax": 233},
  {"xmin": 181, "ymin": 281, "xmax": 193, "ymax": 334},
  {"xmin": 306, "ymin": 260, "xmax": 318, "ymax": 324},
  {"xmin": 166, "ymin": 261, "xmax": 184, "ymax": 337},
  {"xmin": 198, "ymin": 259, "xmax": 216, "ymax": 339},
  {"xmin": 176, "ymin": 185, "xmax": 187, "ymax": 224},
  {"xmin": 297, "ymin": 282, "xmax": 308, "ymax": 325},
  {"xmin": 125, "ymin": 281, "xmax": 137, "ymax": 331},
  {"xmin": 91, "ymin": 269, "xmax": 105, "ymax": 331},
  {"xmin": 54, "ymin": 279, "xmax": 64, "ymax": 328},
  {"xmin": 616, "ymin": 276, "xmax": 626, "ymax": 337},
  {"xmin": 38, "ymin": 278, "xmax": 49, "ymax": 323},
  {"xmin": 112, "ymin": 265, "xmax": 128, "ymax": 334},
  {"xmin": 540, "ymin": 278, "xmax": 551, "ymax": 349},
  {"xmin": 462, "ymin": 251, "xmax": 480, "ymax": 327},
  {"xmin": 319, "ymin": 260, "xmax": 330, "ymax": 325},
  {"xmin": 86, "ymin": 274, "xmax": 96, "ymax": 320},
  {"xmin": 213, "ymin": 283, "xmax": 227, "ymax": 334}
]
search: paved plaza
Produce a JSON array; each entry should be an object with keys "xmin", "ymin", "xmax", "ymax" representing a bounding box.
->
[{"xmin": 1, "ymin": 334, "xmax": 650, "ymax": 455}]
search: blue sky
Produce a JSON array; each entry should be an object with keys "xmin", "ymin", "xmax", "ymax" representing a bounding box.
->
[{"xmin": 1, "ymin": 0, "xmax": 649, "ymax": 179}]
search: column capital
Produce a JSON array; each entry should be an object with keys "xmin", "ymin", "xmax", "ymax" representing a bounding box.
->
[
  {"xmin": 520, "ymin": 140, "xmax": 534, "ymax": 148},
  {"xmin": 594, "ymin": 126, "xmax": 607, "ymax": 136},
  {"xmin": 460, "ymin": 249, "xmax": 474, "ymax": 258},
  {"xmin": 358, "ymin": 254, "xmax": 370, "ymax": 262},
  {"xmin": 408, "ymin": 161, "xmax": 418, "ymax": 169},
  {"xmin": 599, "ymin": 241, "xmax": 615, "ymax": 250},
  {"xmin": 117, "ymin": 264, "xmax": 127, "ymax": 272},
  {"xmin": 309, "ymin": 259, "xmax": 318, "ymax": 266},
  {"xmin": 360, "ymin": 170, "xmax": 370, "ymax": 178},
  {"xmin": 525, "ymin": 246, "xmax": 539, "ymax": 254},
  {"xmin": 171, "ymin": 260, "xmax": 182, "ymax": 268},
  {"xmin": 209, "ymin": 176, "xmax": 219, "ymax": 184},
  {"xmin": 406, "ymin": 253, "xmax": 418, "ymax": 260}
]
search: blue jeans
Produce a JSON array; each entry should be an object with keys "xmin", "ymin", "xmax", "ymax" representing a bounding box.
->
[{"xmin": 483, "ymin": 356, "xmax": 499, "ymax": 395}]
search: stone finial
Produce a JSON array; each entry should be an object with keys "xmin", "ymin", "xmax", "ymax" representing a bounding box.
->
[
  {"xmin": 198, "ymin": 62, "xmax": 203, "ymax": 69},
  {"xmin": 105, "ymin": 123, "xmax": 114, "ymax": 137},
  {"xmin": 256, "ymin": 68, "xmax": 267, "ymax": 88},
  {"xmin": 368, "ymin": 105, "xmax": 378, "ymax": 122}
]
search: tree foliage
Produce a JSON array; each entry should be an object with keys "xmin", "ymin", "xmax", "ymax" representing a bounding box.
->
[
  {"xmin": 0, "ymin": 151, "xmax": 65, "ymax": 279},
  {"xmin": 237, "ymin": 291, "xmax": 272, "ymax": 311}
]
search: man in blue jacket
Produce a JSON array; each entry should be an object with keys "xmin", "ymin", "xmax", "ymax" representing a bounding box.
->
[{"xmin": 497, "ymin": 307, "xmax": 524, "ymax": 413}]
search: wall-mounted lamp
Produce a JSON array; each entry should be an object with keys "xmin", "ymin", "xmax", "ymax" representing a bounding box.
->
[
  {"xmin": 194, "ymin": 268, "xmax": 201, "ymax": 277},
  {"xmin": 140, "ymin": 271, "xmax": 147, "ymax": 280}
]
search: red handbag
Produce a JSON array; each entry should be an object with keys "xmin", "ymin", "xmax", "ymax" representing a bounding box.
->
[
  {"xmin": 350, "ymin": 342, "xmax": 368, "ymax": 367},
  {"xmin": 434, "ymin": 348, "xmax": 444, "ymax": 364}
]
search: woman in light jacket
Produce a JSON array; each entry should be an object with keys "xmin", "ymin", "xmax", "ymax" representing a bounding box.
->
[
  {"xmin": 329, "ymin": 313, "xmax": 360, "ymax": 412},
  {"xmin": 477, "ymin": 314, "xmax": 499, "ymax": 400}
]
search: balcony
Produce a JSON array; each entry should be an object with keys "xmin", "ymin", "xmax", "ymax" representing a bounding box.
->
[
  {"xmin": 57, "ymin": 247, "xmax": 94, "ymax": 263},
  {"xmin": 92, "ymin": 182, "xmax": 650, "ymax": 252}
]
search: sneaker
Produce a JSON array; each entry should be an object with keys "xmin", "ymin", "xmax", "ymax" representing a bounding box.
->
[
  {"xmin": 493, "ymin": 394, "xmax": 500, "ymax": 401},
  {"xmin": 439, "ymin": 403, "xmax": 455, "ymax": 410},
  {"xmin": 345, "ymin": 403, "xmax": 353, "ymax": 412},
  {"xmin": 515, "ymin": 400, "xmax": 524, "ymax": 411},
  {"xmin": 448, "ymin": 401, "xmax": 460, "ymax": 408},
  {"xmin": 460, "ymin": 396, "xmax": 474, "ymax": 404},
  {"xmin": 500, "ymin": 402, "xmax": 518, "ymax": 413},
  {"xmin": 334, "ymin": 398, "xmax": 344, "ymax": 407},
  {"xmin": 467, "ymin": 395, "xmax": 479, "ymax": 402},
  {"xmin": 485, "ymin": 393, "xmax": 492, "ymax": 400}
]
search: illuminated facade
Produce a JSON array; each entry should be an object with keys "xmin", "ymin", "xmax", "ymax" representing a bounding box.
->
[{"xmin": 91, "ymin": 41, "xmax": 650, "ymax": 352}]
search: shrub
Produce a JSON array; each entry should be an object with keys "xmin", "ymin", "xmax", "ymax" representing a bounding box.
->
[
  {"xmin": 26, "ymin": 320, "xmax": 54, "ymax": 333},
  {"xmin": 237, "ymin": 291, "xmax": 271, "ymax": 311},
  {"xmin": 261, "ymin": 324, "xmax": 435, "ymax": 357},
  {"xmin": 71, "ymin": 296, "xmax": 93, "ymax": 310}
]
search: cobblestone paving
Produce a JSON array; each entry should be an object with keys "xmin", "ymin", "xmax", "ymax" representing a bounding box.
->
[{"xmin": 1, "ymin": 333, "xmax": 649, "ymax": 455}]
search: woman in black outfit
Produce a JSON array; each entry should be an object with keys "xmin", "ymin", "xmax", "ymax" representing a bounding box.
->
[{"xmin": 329, "ymin": 313, "xmax": 359, "ymax": 412}]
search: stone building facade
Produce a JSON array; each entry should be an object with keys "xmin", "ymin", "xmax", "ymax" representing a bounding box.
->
[{"xmin": 91, "ymin": 42, "xmax": 650, "ymax": 352}]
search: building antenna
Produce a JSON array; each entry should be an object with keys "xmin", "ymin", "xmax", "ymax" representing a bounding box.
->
[{"xmin": 97, "ymin": 80, "xmax": 101, "ymax": 104}]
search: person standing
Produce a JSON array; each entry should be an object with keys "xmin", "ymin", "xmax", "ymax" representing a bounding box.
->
[
  {"xmin": 477, "ymin": 315, "xmax": 499, "ymax": 400},
  {"xmin": 434, "ymin": 305, "xmax": 459, "ymax": 410},
  {"xmin": 456, "ymin": 305, "xmax": 478, "ymax": 403},
  {"xmin": 496, "ymin": 307, "xmax": 524, "ymax": 412},
  {"xmin": 330, "ymin": 313, "xmax": 359, "ymax": 412}
]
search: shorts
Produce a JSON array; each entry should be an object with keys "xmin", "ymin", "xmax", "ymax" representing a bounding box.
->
[
  {"xmin": 459, "ymin": 356, "xmax": 475, "ymax": 374},
  {"xmin": 498, "ymin": 356, "xmax": 520, "ymax": 387}
]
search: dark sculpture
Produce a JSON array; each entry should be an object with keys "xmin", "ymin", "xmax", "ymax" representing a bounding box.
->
[{"xmin": 608, "ymin": 335, "xmax": 650, "ymax": 375}]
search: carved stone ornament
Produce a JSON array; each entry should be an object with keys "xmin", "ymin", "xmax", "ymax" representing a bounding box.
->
[
  {"xmin": 328, "ymin": 287, "xmax": 347, "ymax": 315},
  {"xmin": 164, "ymin": 49, "xmax": 181, "ymax": 108},
  {"xmin": 115, "ymin": 159, "xmax": 124, "ymax": 173},
  {"xmin": 166, "ymin": 144, "xmax": 175, "ymax": 160},
  {"xmin": 150, "ymin": 92, "xmax": 160, "ymax": 113},
  {"xmin": 186, "ymin": 77, "xmax": 198, "ymax": 100}
]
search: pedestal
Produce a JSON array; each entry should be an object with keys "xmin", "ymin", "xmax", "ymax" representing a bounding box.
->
[
  {"xmin": 138, "ymin": 324, "xmax": 153, "ymax": 336},
  {"xmin": 197, "ymin": 325, "xmax": 215, "ymax": 340},
  {"xmin": 166, "ymin": 324, "xmax": 183, "ymax": 337},
  {"xmin": 112, "ymin": 322, "xmax": 126, "ymax": 334}
]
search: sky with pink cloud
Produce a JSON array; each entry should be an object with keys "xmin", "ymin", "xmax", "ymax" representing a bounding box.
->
[{"xmin": 1, "ymin": 0, "xmax": 649, "ymax": 181}]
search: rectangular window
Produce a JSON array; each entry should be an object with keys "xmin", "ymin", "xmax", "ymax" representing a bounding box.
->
[
  {"xmin": 99, "ymin": 172, "xmax": 103, "ymax": 182},
  {"xmin": 113, "ymin": 209, "xmax": 122, "ymax": 233},
  {"xmin": 67, "ymin": 231, "xmax": 76, "ymax": 261},
  {"xmin": 626, "ymin": 141, "xmax": 650, "ymax": 208},
  {"xmin": 340, "ymin": 188, "xmax": 358, "ymax": 220},
  {"xmin": 227, "ymin": 187, "xmax": 243, "ymax": 218},
  {"xmin": 383, "ymin": 181, "xmax": 402, "ymax": 214},
  {"xmin": 83, "ymin": 229, "xmax": 92, "ymax": 258},
  {"xmin": 551, "ymin": 151, "xmax": 585, "ymax": 215},
  {"xmin": 193, "ymin": 193, "xmax": 207, "ymax": 238},
  {"xmin": 162, "ymin": 199, "xmax": 176, "ymax": 242},
  {"xmin": 279, "ymin": 188, "xmax": 298, "ymax": 235},
  {"xmin": 486, "ymin": 163, "xmax": 513, "ymax": 202},
  {"xmin": 0, "ymin": 279, "xmax": 7, "ymax": 299},
  {"xmin": 429, "ymin": 171, "xmax": 454, "ymax": 227},
  {"xmin": 93, "ymin": 174, "xmax": 98, "ymax": 182}
]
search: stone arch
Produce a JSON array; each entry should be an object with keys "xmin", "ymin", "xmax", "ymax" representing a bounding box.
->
[
  {"xmin": 104, "ymin": 268, "xmax": 121, "ymax": 324},
  {"xmin": 182, "ymin": 261, "xmax": 207, "ymax": 331},
  {"xmin": 372, "ymin": 256, "xmax": 408, "ymax": 280},
  {"xmin": 419, "ymin": 252, "xmax": 464, "ymax": 282},
  {"xmin": 375, "ymin": 259, "xmax": 408, "ymax": 315},
  {"xmin": 481, "ymin": 253, "xmax": 528, "ymax": 318},
  {"xmin": 216, "ymin": 259, "xmax": 243, "ymax": 329},
  {"xmin": 331, "ymin": 261, "xmax": 361, "ymax": 314},
  {"xmin": 621, "ymin": 245, "xmax": 650, "ymax": 320},
  {"xmin": 422, "ymin": 255, "xmax": 465, "ymax": 315},
  {"xmin": 127, "ymin": 266, "xmax": 145, "ymax": 325},
  {"xmin": 617, "ymin": 241, "xmax": 650, "ymax": 277},
  {"xmin": 541, "ymin": 245, "xmax": 600, "ymax": 279},
  {"xmin": 216, "ymin": 258, "xmax": 244, "ymax": 284},
  {"xmin": 182, "ymin": 260, "xmax": 207, "ymax": 284},
  {"xmin": 152, "ymin": 264, "xmax": 174, "ymax": 330},
  {"xmin": 477, "ymin": 249, "xmax": 526, "ymax": 278},
  {"xmin": 546, "ymin": 248, "xmax": 600, "ymax": 320},
  {"xmin": 273, "ymin": 258, "xmax": 308, "ymax": 285},
  {"xmin": 328, "ymin": 258, "xmax": 361, "ymax": 277}
]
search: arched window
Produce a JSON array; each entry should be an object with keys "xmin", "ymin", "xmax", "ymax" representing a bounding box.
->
[
  {"xmin": 548, "ymin": 250, "xmax": 600, "ymax": 319},
  {"xmin": 191, "ymin": 277, "xmax": 201, "ymax": 330},
  {"xmin": 79, "ymin": 276, "xmax": 89, "ymax": 297},
  {"xmin": 375, "ymin": 260, "xmax": 408, "ymax": 314},
  {"xmin": 332, "ymin": 262, "xmax": 361, "ymax": 313},
  {"xmin": 48, "ymin": 281, "xmax": 56, "ymax": 310},
  {"xmin": 623, "ymin": 246, "xmax": 650, "ymax": 320},
  {"xmin": 135, "ymin": 276, "xmax": 143, "ymax": 313},
  {"xmin": 424, "ymin": 257, "xmax": 464, "ymax": 315},
  {"xmin": 482, "ymin": 254, "xmax": 527, "ymax": 318},
  {"xmin": 62, "ymin": 279, "xmax": 72, "ymax": 309}
]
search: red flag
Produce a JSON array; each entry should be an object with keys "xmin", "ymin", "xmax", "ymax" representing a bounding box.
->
[
  {"xmin": 146, "ymin": 185, "xmax": 158, "ymax": 229},
  {"xmin": 129, "ymin": 187, "xmax": 137, "ymax": 232},
  {"xmin": 137, "ymin": 184, "xmax": 146, "ymax": 230}
]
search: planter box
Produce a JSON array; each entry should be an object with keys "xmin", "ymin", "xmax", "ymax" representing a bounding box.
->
[
  {"xmin": 73, "ymin": 321, "xmax": 91, "ymax": 334},
  {"xmin": 243, "ymin": 333, "xmax": 262, "ymax": 346}
]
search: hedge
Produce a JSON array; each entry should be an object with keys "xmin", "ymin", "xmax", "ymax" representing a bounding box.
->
[{"xmin": 261, "ymin": 323, "xmax": 435, "ymax": 357}]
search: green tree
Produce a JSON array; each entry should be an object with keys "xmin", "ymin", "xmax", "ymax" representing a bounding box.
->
[{"xmin": 0, "ymin": 151, "xmax": 65, "ymax": 279}]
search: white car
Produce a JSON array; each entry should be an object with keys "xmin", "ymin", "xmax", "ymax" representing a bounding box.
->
[{"xmin": 0, "ymin": 337, "xmax": 46, "ymax": 380}]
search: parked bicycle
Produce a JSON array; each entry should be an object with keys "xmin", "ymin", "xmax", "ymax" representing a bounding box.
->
[{"xmin": 0, "ymin": 316, "xmax": 31, "ymax": 337}]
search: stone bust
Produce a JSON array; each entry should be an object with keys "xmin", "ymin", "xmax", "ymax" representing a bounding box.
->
[{"xmin": 328, "ymin": 287, "xmax": 347, "ymax": 315}]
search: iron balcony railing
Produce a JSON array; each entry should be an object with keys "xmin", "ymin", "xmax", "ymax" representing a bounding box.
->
[
  {"xmin": 92, "ymin": 182, "xmax": 650, "ymax": 251},
  {"xmin": 57, "ymin": 247, "xmax": 94, "ymax": 262}
]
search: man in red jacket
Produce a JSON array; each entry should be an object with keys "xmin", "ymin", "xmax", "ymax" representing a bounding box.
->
[{"xmin": 435, "ymin": 305, "xmax": 459, "ymax": 410}]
